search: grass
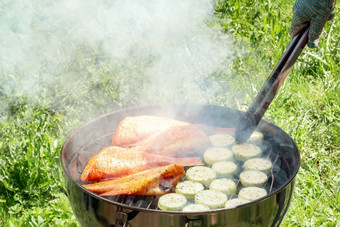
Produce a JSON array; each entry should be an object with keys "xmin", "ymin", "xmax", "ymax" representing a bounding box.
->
[
  {"xmin": 0, "ymin": 0, "xmax": 339, "ymax": 226},
  {"xmin": 215, "ymin": 0, "xmax": 339, "ymax": 225}
]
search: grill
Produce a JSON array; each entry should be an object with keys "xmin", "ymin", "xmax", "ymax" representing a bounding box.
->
[{"xmin": 61, "ymin": 104, "xmax": 299, "ymax": 227}]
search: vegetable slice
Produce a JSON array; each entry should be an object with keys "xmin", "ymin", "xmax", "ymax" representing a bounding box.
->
[
  {"xmin": 209, "ymin": 134, "xmax": 235, "ymax": 147},
  {"xmin": 182, "ymin": 204, "xmax": 210, "ymax": 212},
  {"xmin": 238, "ymin": 187, "xmax": 267, "ymax": 201},
  {"xmin": 158, "ymin": 193, "xmax": 187, "ymax": 211},
  {"xmin": 195, "ymin": 190, "xmax": 228, "ymax": 209},
  {"xmin": 224, "ymin": 198, "xmax": 250, "ymax": 208},
  {"xmin": 242, "ymin": 158, "xmax": 272, "ymax": 174},
  {"xmin": 246, "ymin": 131, "xmax": 264, "ymax": 144},
  {"xmin": 186, "ymin": 166, "xmax": 216, "ymax": 187},
  {"xmin": 204, "ymin": 147, "xmax": 233, "ymax": 165},
  {"xmin": 231, "ymin": 143, "xmax": 262, "ymax": 161},
  {"xmin": 240, "ymin": 170, "xmax": 268, "ymax": 187},
  {"xmin": 211, "ymin": 161, "xmax": 237, "ymax": 178},
  {"xmin": 175, "ymin": 181, "xmax": 204, "ymax": 199},
  {"xmin": 209, "ymin": 178, "xmax": 236, "ymax": 195}
]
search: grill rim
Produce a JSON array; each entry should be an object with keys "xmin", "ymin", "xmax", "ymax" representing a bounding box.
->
[{"xmin": 61, "ymin": 103, "xmax": 301, "ymax": 215}]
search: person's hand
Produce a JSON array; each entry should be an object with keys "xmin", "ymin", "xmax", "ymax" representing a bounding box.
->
[{"xmin": 290, "ymin": 0, "xmax": 335, "ymax": 48}]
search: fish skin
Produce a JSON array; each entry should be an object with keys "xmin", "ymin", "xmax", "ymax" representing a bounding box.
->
[
  {"xmin": 112, "ymin": 115, "xmax": 188, "ymax": 147},
  {"xmin": 83, "ymin": 164, "xmax": 185, "ymax": 196},
  {"xmin": 80, "ymin": 146, "xmax": 202, "ymax": 182}
]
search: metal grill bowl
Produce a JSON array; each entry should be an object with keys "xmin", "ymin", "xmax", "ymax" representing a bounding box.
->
[{"xmin": 61, "ymin": 104, "xmax": 300, "ymax": 227}]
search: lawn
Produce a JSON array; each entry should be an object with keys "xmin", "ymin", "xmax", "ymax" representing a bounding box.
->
[{"xmin": 0, "ymin": 0, "xmax": 339, "ymax": 226}]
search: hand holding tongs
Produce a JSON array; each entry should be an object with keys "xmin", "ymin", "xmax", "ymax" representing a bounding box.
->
[{"xmin": 234, "ymin": 26, "xmax": 309, "ymax": 144}]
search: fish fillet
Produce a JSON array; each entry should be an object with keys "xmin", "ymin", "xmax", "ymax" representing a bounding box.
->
[
  {"xmin": 112, "ymin": 116, "xmax": 211, "ymax": 156},
  {"xmin": 83, "ymin": 164, "xmax": 185, "ymax": 196},
  {"xmin": 81, "ymin": 146, "xmax": 202, "ymax": 182},
  {"xmin": 112, "ymin": 115, "xmax": 188, "ymax": 147}
]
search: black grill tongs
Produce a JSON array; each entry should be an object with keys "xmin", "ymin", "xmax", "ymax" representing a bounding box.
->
[{"xmin": 235, "ymin": 26, "xmax": 309, "ymax": 144}]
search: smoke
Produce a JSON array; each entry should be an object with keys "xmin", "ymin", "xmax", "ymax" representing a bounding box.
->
[{"xmin": 0, "ymin": 0, "xmax": 234, "ymax": 117}]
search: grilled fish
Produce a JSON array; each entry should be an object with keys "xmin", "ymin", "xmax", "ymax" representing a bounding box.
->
[
  {"xmin": 83, "ymin": 164, "xmax": 185, "ymax": 196},
  {"xmin": 112, "ymin": 116, "xmax": 211, "ymax": 156},
  {"xmin": 112, "ymin": 115, "xmax": 188, "ymax": 147},
  {"xmin": 137, "ymin": 124, "xmax": 212, "ymax": 156},
  {"xmin": 81, "ymin": 146, "xmax": 202, "ymax": 182}
]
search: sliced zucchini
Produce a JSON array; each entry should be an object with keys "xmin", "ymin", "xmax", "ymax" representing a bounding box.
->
[
  {"xmin": 209, "ymin": 134, "xmax": 235, "ymax": 147},
  {"xmin": 195, "ymin": 190, "xmax": 228, "ymax": 209},
  {"xmin": 175, "ymin": 181, "xmax": 204, "ymax": 199},
  {"xmin": 231, "ymin": 143, "xmax": 262, "ymax": 161},
  {"xmin": 204, "ymin": 147, "xmax": 233, "ymax": 165},
  {"xmin": 242, "ymin": 158, "xmax": 272, "ymax": 174},
  {"xmin": 158, "ymin": 193, "xmax": 187, "ymax": 211},
  {"xmin": 186, "ymin": 166, "xmax": 216, "ymax": 187},
  {"xmin": 224, "ymin": 198, "xmax": 250, "ymax": 209},
  {"xmin": 211, "ymin": 161, "xmax": 237, "ymax": 178},
  {"xmin": 239, "ymin": 170, "xmax": 268, "ymax": 187},
  {"xmin": 238, "ymin": 187, "xmax": 267, "ymax": 201},
  {"xmin": 182, "ymin": 204, "xmax": 210, "ymax": 212},
  {"xmin": 209, "ymin": 178, "xmax": 236, "ymax": 195},
  {"xmin": 246, "ymin": 131, "xmax": 264, "ymax": 144}
]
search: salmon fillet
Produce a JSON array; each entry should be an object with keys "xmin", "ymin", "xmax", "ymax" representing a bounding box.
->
[
  {"xmin": 138, "ymin": 124, "xmax": 212, "ymax": 156},
  {"xmin": 80, "ymin": 146, "xmax": 202, "ymax": 182},
  {"xmin": 112, "ymin": 116, "xmax": 211, "ymax": 156},
  {"xmin": 83, "ymin": 164, "xmax": 185, "ymax": 196},
  {"xmin": 112, "ymin": 115, "xmax": 189, "ymax": 147}
]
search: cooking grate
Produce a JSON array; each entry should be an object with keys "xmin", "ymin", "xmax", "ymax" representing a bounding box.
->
[{"xmin": 67, "ymin": 128, "xmax": 290, "ymax": 211}]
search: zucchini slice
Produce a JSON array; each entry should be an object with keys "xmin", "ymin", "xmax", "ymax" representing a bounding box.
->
[
  {"xmin": 195, "ymin": 190, "xmax": 228, "ymax": 209},
  {"xmin": 238, "ymin": 187, "xmax": 267, "ymax": 201},
  {"xmin": 239, "ymin": 170, "xmax": 268, "ymax": 187},
  {"xmin": 175, "ymin": 181, "xmax": 204, "ymax": 199},
  {"xmin": 209, "ymin": 178, "xmax": 236, "ymax": 195},
  {"xmin": 182, "ymin": 204, "xmax": 210, "ymax": 212},
  {"xmin": 224, "ymin": 198, "xmax": 250, "ymax": 209},
  {"xmin": 231, "ymin": 143, "xmax": 262, "ymax": 161},
  {"xmin": 242, "ymin": 158, "xmax": 272, "ymax": 174},
  {"xmin": 158, "ymin": 193, "xmax": 187, "ymax": 211},
  {"xmin": 246, "ymin": 131, "xmax": 264, "ymax": 144},
  {"xmin": 211, "ymin": 161, "xmax": 238, "ymax": 178},
  {"xmin": 204, "ymin": 147, "xmax": 233, "ymax": 165},
  {"xmin": 186, "ymin": 166, "xmax": 216, "ymax": 187},
  {"xmin": 209, "ymin": 134, "xmax": 235, "ymax": 147}
]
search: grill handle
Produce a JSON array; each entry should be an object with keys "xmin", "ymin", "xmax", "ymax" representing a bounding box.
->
[
  {"xmin": 185, "ymin": 217, "xmax": 203, "ymax": 227},
  {"xmin": 234, "ymin": 26, "xmax": 309, "ymax": 144},
  {"xmin": 115, "ymin": 209, "xmax": 139, "ymax": 227}
]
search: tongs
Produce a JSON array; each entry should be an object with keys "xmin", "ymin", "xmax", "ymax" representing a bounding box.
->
[{"xmin": 235, "ymin": 26, "xmax": 309, "ymax": 144}]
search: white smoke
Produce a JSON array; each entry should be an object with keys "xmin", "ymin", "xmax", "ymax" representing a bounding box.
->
[{"xmin": 0, "ymin": 0, "xmax": 234, "ymax": 112}]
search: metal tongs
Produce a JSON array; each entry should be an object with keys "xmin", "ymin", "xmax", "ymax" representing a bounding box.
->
[{"xmin": 235, "ymin": 26, "xmax": 309, "ymax": 144}]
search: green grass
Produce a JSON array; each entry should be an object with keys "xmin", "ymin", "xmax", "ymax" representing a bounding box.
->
[
  {"xmin": 215, "ymin": 0, "xmax": 339, "ymax": 225},
  {"xmin": 1, "ymin": 0, "xmax": 339, "ymax": 226}
]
